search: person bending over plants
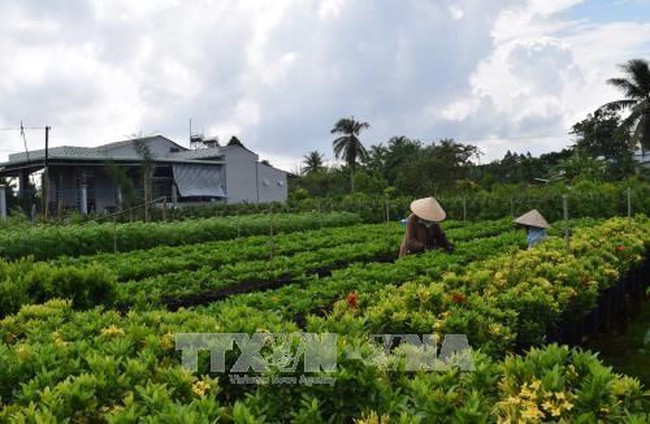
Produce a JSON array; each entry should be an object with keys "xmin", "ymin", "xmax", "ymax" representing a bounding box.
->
[
  {"xmin": 514, "ymin": 209, "xmax": 550, "ymax": 249},
  {"xmin": 399, "ymin": 197, "xmax": 454, "ymax": 257}
]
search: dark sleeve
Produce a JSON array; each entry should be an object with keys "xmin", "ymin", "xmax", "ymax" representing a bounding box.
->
[
  {"xmin": 404, "ymin": 214, "xmax": 425, "ymax": 253},
  {"xmin": 432, "ymin": 223, "xmax": 454, "ymax": 252}
]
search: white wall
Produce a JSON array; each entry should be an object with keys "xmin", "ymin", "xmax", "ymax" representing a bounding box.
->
[
  {"xmin": 257, "ymin": 163, "xmax": 287, "ymax": 203},
  {"xmin": 223, "ymin": 146, "xmax": 259, "ymax": 203}
]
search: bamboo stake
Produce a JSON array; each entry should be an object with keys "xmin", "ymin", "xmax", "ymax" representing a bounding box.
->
[
  {"xmin": 462, "ymin": 195, "xmax": 467, "ymax": 224},
  {"xmin": 627, "ymin": 187, "xmax": 632, "ymax": 220},
  {"xmin": 269, "ymin": 206, "xmax": 275, "ymax": 267},
  {"xmin": 563, "ymin": 194, "xmax": 570, "ymax": 252}
]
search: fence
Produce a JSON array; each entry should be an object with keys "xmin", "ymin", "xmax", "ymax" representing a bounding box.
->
[{"xmin": 2, "ymin": 182, "xmax": 650, "ymax": 226}]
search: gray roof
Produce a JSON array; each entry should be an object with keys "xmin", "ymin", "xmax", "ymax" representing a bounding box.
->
[
  {"xmin": 1, "ymin": 135, "xmax": 289, "ymax": 173},
  {"xmin": 168, "ymin": 148, "xmax": 223, "ymax": 160},
  {"xmin": 3, "ymin": 135, "xmax": 189, "ymax": 165},
  {"xmin": 8, "ymin": 146, "xmax": 101, "ymax": 162}
]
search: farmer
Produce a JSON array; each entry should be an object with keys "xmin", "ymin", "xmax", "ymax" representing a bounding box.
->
[
  {"xmin": 514, "ymin": 209, "xmax": 550, "ymax": 249},
  {"xmin": 399, "ymin": 197, "xmax": 454, "ymax": 257}
]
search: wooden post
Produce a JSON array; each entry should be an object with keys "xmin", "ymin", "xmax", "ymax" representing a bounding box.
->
[
  {"xmin": 317, "ymin": 199, "xmax": 323, "ymax": 229},
  {"xmin": 0, "ymin": 185, "xmax": 6, "ymax": 221},
  {"xmin": 627, "ymin": 187, "xmax": 632, "ymax": 219},
  {"xmin": 385, "ymin": 198, "xmax": 391, "ymax": 247},
  {"xmin": 563, "ymin": 194, "xmax": 570, "ymax": 252},
  {"xmin": 43, "ymin": 126, "xmax": 50, "ymax": 220},
  {"xmin": 462, "ymin": 195, "xmax": 467, "ymax": 223},
  {"xmin": 269, "ymin": 205, "xmax": 275, "ymax": 267},
  {"xmin": 171, "ymin": 183, "xmax": 178, "ymax": 208},
  {"xmin": 57, "ymin": 173, "xmax": 63, "ymax": 222},
  {"xmin": 385, "ymin": 199, "xmax": 390, "ymax": 222},
  {"xmin": 113, "ymin": 215, "xmax": 118, "ymax": 253},
  {"xmin": 162, "ymin": 197, "xmax": 167, "ymax": 222}
]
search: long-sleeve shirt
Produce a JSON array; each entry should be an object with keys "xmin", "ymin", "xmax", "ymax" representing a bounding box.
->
[
  {"xmin": 399, "ymin": 213, "xmax": 454, "ymax": 257},
  {"xmin": 527, "ymin": 228, "xmax": 547, "ymax": 249}
]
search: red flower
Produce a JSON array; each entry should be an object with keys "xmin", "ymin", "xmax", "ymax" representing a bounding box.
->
[
  {"xmin": 451, "ymin": 292, "xmax": 467, "ymax": 304},
  {"xmin": 616, "ymin": 245, "xmax": 626, "ymax": 253},
  {"xmin": 346, "ymin": 292, "xmax": 359, "ymax": 308}
]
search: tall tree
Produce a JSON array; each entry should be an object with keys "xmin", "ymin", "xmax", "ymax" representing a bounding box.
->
[
  {"xmin": 301, "ymin": 151, "xmax": 325, "ymax": 175},
  {"xmin": 331, "ymin": 116, "xmax": 370, "ymax": 192},
  {"xmin": 600, "ymin": 58, "xmax": 650, "ymax": 150},
  {"xmin": 133, "ymin": 138, "xmax": 154, "ymax": 221},
  {"xmin": 384, "ymin": 136, "xmax": 422, "ymax": 184},
  {"xmin": 228, "ymin": 136, "xmax": 244, "ymax": 147},
  {"xmin": 571, "ymin": 108, "xmax": 634, "ymax": 179},
  {"xmin": 571, "ymin": 108, "xmax": 625, "ymax": 158}
]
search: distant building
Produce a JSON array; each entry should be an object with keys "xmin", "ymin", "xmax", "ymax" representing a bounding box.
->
[
  {"xmin": 0, "ymin": 135, "xmax": 287, "ymax": 213},
  {"xmin": 633, "ymin": 148, "xmax": 650, "ymax": 168}
]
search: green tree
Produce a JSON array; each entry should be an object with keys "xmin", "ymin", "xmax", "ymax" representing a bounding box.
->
[
  {"xmin": 383, "ymin": 136, "xmax": 422, "ymax": 184},
  {"xmin": 571, "ymin": 108, "xmax": 634, "ymax": 180},
  {"xmin": 571, "ymin": 108, "xmax": 626, "ymax": 158},
  {"xmin": 228, "ymin": 136, "xmax": 244, "ymax": 147},
  {"xmin": 133, "ymin": 138, "xmax": 154, "ymax": 221},
  {"xmin": 301, "ymin": 151, "xmax": 325, "ymax": 175},
  {"xmin": 104, "ymin": 161, "xmax": 137, "ymax": 210},
  {"xmin": 393, "ymin": 139, "xmax": 478, "ymax": 196},
  {"xmin": 331, "ymin": 116, "xmax": 370, "ymax": 193},
  {"xmin": 553, "ymin": 150, "xmax": 606, "ymax": 183},
  {"xmin": 600, "ymin": 58, "xmax": 650, "ymax": 149}
]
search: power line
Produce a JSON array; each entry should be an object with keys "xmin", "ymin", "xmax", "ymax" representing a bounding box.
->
[{"xmin": 0, "ymin": 126, "xmax": 45, "ymax": 131}]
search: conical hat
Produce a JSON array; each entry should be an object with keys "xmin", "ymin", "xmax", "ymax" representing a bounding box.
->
[
  {"xmin": 514, "ymin": 209, "xmax": 550, "ymax": 229},
  {"xmin": 410, "ymin": 197, "xmax": 446, "ymax": 222}
]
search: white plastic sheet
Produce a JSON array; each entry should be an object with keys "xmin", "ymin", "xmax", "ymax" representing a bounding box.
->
[{"xmin": 172, "ymin": 164, "xmax": 225, "ymax": 197}]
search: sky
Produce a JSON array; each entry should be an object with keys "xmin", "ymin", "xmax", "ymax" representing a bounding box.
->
[{"xmin": 0, "ymin": 0, "xmax": 649, "ymax": 173}]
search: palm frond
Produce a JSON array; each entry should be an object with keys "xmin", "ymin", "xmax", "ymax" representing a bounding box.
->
[
  {"xmin": 332, "ymin": 136, "xmax": 350, "ymax": 160},
  {"xmin": 607, "ymin": 78, "xmax": 645, "ymax": 99},
  {"xmin": 600, "ymin": 99, "xmax": 638, "ymax": 112},
  {"xmin": 623, "ymin": 59, "xmax": 650, "ymax": 93},
  {"xmin": 636, "ymin": 112, "xmax": 650, "ymax": 150}
]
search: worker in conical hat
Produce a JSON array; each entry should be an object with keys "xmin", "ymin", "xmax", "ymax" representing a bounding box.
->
[
  {"xmin": 399, "ymin": 197, "xmax": 454, "ymax": 257},
  {"xmin": 514, "ymin": 209, "xmax": 550, "ymax": 249}
]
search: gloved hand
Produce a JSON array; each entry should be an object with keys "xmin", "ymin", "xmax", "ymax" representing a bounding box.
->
[{"xmin": 446, "ymin": 244, "xmax": 455, "ymax": 254}]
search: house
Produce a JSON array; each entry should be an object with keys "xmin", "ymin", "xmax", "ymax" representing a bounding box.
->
[
  {"xmin": 633, "ymin": 149, "xmax": 650, "ymax": 168},
  {"xmin": 0, "ymin": 135, "xmax": 288, "ymax": 214}
]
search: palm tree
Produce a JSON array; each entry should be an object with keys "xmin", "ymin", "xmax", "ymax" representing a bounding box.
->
[
  {"xmin": 600, "ymin": 58, "xmax": 650, "ymax": 150},
  {"xmin": 301, "ymin": 151, "xmax": 325, "ymax": 175},
  {"xmin": 331, "ymin": 116, "xmax": 370, "ymax": 192}
]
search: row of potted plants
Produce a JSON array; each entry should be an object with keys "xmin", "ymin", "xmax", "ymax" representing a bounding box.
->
[{"xmin": 0, "ymin": 212, "xmax": 361, "ymax": 261}]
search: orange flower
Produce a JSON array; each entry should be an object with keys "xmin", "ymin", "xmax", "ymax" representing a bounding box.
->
[
  {"xmin": 346, "ymin": 292, "xmax": 359, "ymax": 308},
  {"xmin": 451, "ymin": 292, "xmax": 467, "ymax": 304}
]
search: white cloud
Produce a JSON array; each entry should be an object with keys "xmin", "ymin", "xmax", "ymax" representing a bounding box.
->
[
  {"xmin": 435, "ymin": 0, "xmax": 650, "ymax": 161},
  {"xmin": 0, "ymin": 0, "xmax": 648, "ymax": 169},
  {"xmin": 449, "ymin": 4, "xmax": 464, "ymax": 20},
  {"xmin": 318, "ymin": 0, "xmax": 348, "ymax": 20}
]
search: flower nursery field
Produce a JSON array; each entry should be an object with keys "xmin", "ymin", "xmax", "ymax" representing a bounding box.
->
[{"xmin": 0, "ymin": 213, "xmax": 649, "ymax": 422}]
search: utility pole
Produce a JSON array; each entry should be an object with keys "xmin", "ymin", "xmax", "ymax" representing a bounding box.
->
[{"xmin": 43, "ymin": 126, "xmax": 51, "ymax": 220}]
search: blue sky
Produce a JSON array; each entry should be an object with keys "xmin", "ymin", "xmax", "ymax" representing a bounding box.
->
[
  {"xmin": 0, "ymin": 0, "xmax": 649, "ymax": 172},
  {"xmin": 569, "ymin": 0, "xmax": 650, "ymax": 24}
]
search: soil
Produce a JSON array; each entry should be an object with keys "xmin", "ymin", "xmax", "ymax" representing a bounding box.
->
[{"xmin": 161, "ymin": 253, "xmax": 399, "ymax": 310}]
